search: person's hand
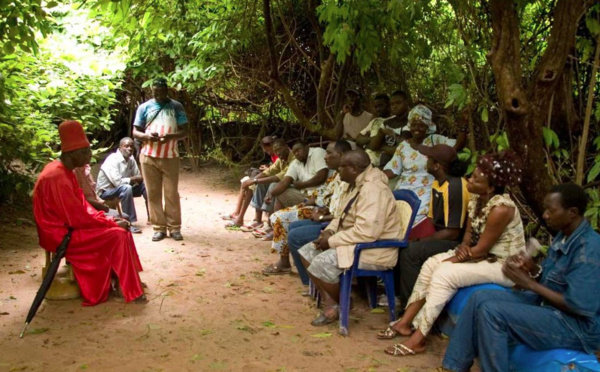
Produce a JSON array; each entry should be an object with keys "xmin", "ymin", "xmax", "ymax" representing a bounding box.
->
[
  {"xmin": 311, "ymin": 207, "xmax": 325, "ymax": 222},
  {"xmin": 381, "ymin": 127, "xmax": 395, "ymax": 136},
  {"xmin": 130, "ymin": 175, "xmax": 143, "ymax": 185},
  {"xmin": 264, "ymin": 194, "xmax": 272, "ymax": 205},
  {"xmin": 503, "ymin": 260, "xmax": 536, "ymax": 290},
  {"xmin": 241, "ymin": 178, "xmax": 255, "ymax": 189},
  {"xmin": 305, "ymin": 196, "xmax": 317, "ymax": 206},
  {"xmin": 454, "ymin": 243, "xmax": 471, "ymax": 262},
  {"xmin": 293, "ymin": 180, "xmax": 305, "ymax": 189},
  {"xmin": 259, "ymin": 164, "xmax": 268, "ymax": 171},
  {"xmin": 314, "ymin": 230, "xmax": 333, "ymax": 250},
  {"xmin": 342, "ymin": 104, "xmax": 351, "ymax": 114},
  {"xmin": 115, "ymin": 219, "xmax": 130, "ymax": 230},
  {"xmin": 146, "ymin": 132, "xmax": 159, "ymax": 142}
]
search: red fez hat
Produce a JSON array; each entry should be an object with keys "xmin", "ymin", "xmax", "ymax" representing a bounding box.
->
[{"xmin": 59, "ymin": 120, "xmax": 90, "ymax": 152}]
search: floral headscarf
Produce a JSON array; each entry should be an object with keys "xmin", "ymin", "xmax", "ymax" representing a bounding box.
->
[
  {"xmin": 477, "ymin": 150, "xmax": 523, "ymax": 188},
  {"xmin": 408, "ymin": 104, "xmax": 436, "ymax": 134}
]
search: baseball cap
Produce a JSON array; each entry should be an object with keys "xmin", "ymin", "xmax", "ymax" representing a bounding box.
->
[{"xmin": 417, "ymin": 144, "xmax": 457, "ymax": 168}]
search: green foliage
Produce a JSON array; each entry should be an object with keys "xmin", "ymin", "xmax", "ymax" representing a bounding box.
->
[
  {"xmin": 0, "ymin": 0, "xmax": 55, "ymax": 54},
  {"xmin": 585, "ymin": 189, "xmax": 600, "ymax": 231},
  {"xmin": 0, "ymin": 5, "xmax": 126, "ymax": 202}
]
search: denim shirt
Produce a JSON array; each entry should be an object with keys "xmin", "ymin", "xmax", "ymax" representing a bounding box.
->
[{"xmin": 538, "ymin": 220, "xmax": 600, "ymax": 353}]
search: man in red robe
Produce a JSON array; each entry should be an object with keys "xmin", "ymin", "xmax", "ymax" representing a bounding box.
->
[{"xmin": 33, "ymin": 120, "xmax": 147, "ymax": 306}]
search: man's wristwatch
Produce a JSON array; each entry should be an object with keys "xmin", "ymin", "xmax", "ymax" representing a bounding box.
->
[
  {"xmin": 253, "ymin": 178, "xmax": 258, "ymax": 185},
  {"xmin": 318, "ymin": 215, "xmax": 324, "ymax": 221}
]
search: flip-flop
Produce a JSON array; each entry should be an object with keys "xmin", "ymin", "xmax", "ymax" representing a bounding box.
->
[
  {"xmin": 220, "ymin": 214, "xmax": 236, "ymax": 221},
  {"xmin": 377, "ymin": 326, "xmax": 399, "ymax": 340},
  {"xmin": 262, "ymin": 264, "xmax": 292, "ymax": 275},
  {"xmin": 384, "ymin": 343, "xmax": 419, "ymax": 357},
  {"xmin": 261, "ymin": 232, "xmax": 274, "ymax": 241},
  {"xmin": 240, "ymin": 221, "xmax": 262, "ymax": 232}
]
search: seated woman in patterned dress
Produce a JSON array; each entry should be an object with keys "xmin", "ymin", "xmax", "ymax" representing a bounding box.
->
[
  {"xmin": 383, "ymin": 104, "xmax": 466, "ymax": 239},
  {"xmin": 261, "ymin": 140, "xmax": 352, "ymax": 275},
  {"xmin": 379, "ymin": 150, "xmax": 526, "ymax": 357}
]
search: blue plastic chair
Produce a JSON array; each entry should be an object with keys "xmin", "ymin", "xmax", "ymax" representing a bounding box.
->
[
  {"xmin": 338, "ymin": 189, "xmax": 421, "ymax": 336},
  {"xmin": 442, "ymin": 284, "xmax": 600, "ymax": 372}
]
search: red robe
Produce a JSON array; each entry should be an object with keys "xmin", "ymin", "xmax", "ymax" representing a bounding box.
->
[{"xmin": 33, "ymin": 161, "xmax": 144, "ymax": 306}]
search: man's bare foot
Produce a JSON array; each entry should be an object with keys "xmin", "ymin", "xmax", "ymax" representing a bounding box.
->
[{"xmin": 391, "ymin": 322, "xmax": 413, "ymax": 336}]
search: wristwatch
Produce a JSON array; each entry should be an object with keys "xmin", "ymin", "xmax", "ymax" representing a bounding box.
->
[
  {"xmin": 253, "ymin": 178, "xmax": 258, "ymax": 184},
  {"xmin": 319, "ymin": 215, "xmax": 324, "ymax": 221}
]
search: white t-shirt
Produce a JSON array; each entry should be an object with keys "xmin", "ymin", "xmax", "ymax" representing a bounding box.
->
[{"xmin": 285, "ymin": 147, "xmax": 328, "ymax": 193}]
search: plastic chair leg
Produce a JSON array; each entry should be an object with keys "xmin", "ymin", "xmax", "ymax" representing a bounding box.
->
[
  {"xmin": 382, "ymin": 271, "xmax": 396, "ymax": 322},
  {"xmin": 338, "ymin": 270, "xmax": 353, "ymax": 336}
]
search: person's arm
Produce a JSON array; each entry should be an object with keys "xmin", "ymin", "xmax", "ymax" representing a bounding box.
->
[
  {"xmin": 86, "ymin": 198, "xmax": 109, "ymax": 213},
  {"xmin": 369, "ymin": 130, "xmax": 386, "ymax": 151},
  {"xmin": 163, "ymin": 124, "xmax": 188, "ymax": 141},
  {"xmin": 294, "ymin": 168, "xmax": 329, "ymax": 190},
  {"xmin": 268, "ymin": 176, "xmax": 294, "ymax": 198},
  {"xmin": 420, "ymin": 226, "xmax": 462, "ymax": 242},
  {"xmin": 355, "ymin": 133, "xmax": 371, "ymax": 146}
]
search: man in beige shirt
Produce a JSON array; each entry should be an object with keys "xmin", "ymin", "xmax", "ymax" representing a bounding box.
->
[
  {"xmin": 334, "ymin": 89, "xmax": 373, "ymax": 144},
  {"xmin": 299, "ymin": 150, "xmax": 402, "ymax": 325}
]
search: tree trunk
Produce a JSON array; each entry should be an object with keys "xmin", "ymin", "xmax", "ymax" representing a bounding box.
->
[{"xmin": 487, "ymin": 0, "xmax": 590, "ymax": 217}]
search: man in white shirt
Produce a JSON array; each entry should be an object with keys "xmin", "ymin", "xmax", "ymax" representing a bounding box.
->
[
  {"xmin": 266, "ymin": 141, "xmax": 329, "ymax": 208},
  {"xmin": 97, "ymin": 137, "xmax": 147, "ymax": 233}
]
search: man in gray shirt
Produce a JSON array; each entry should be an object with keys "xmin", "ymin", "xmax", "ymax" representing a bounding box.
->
[{"xmin": 97, "ymin": 137, "xmax": 147, "ymax": 233}]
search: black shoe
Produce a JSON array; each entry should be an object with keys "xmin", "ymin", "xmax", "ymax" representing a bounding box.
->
[
  {"xmin": 152, "ymin": 232, "xmax": 167, "ymax": 241},
  {"xmin": 170, "ymin": 231, "xmax": 183, "ymax": 241}
]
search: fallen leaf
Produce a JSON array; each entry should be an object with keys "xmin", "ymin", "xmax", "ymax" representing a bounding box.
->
[
  {"xmin": 0, "ymin": 312, "xmax": 9, "ymax": 315},
  {"xmin": 80, "ymin": 364, "xmax": 89, "ymax": 370},
  {"xmin": 8, "ymin": 270, "xmax": 25, "ymax": 275},
  {"xmin": 209, "ymin": 362, "xmax": 227, "ymax": 370},
  {"xmin": 200, "ymin": 329, "xmax": 211, "ymax": 336},
  {"xmin": 311, "ymin": 332, "xmax": 332, "ymax": 338},
  {"xmin": 190, "ymin": 354, "xmax": 202, "ymax": 362},
  {"xmin": 29, "ymin": 328, "xmax": 49, "ymax": 334},
  {"xmin": 262, "ymin": 321, "xmax": 276, "ymax": 328},
  {"xmin": 195, "ymin": 269, "xmax": 205, "ymax": 277},
  {"xmin": 148, "ymin": 324, "xmax": 161, "ymax": 330},
  {"xmin": 370, "ymin": 308, "xmax": 385, "ymax": 314},
  {"xmin": 9, "ymin": 296, "xmax": 16, "ymax": 300},
  {"xmin": 262, "ymin": 286, "xmax": 274, "ymax": 293}
]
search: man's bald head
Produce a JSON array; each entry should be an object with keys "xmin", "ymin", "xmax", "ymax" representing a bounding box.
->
[
  {"xmin": 343, "ymin": 150, "xmax": 371, "ymax": 170},
  {"xmin": 339, "ymin": 150, "xmax": 371, "ymax": 184}
]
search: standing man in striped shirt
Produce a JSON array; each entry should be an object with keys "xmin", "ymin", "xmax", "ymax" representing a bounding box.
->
[{"xmin": 132, "ymin": 78, "xmax": 189, "ymax": 242}]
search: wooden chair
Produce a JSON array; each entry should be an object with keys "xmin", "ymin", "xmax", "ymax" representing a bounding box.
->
[{"xmin": 42, "ymin": 250, "xmax": 80, "ymax": 300}]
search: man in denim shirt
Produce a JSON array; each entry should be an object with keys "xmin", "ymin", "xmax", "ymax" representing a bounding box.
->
[{"xmin": 440, "ymin": 183, "xmax": 600, "ymax": 372}]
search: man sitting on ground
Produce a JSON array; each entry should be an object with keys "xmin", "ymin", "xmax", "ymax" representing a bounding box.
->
[
  {"xmin": 440, "ymin": 183, "xmax": 600, "ymax": 372},
  {"xmin": 298, "ymin": 150, "xmax": 401, "ymax": 325},
  {"xmin": 33, "ymin": 120, "xmax": 146, "ymax": 305},
  {"xmin": 356, "ymin": 93, "xmax": 393, "ymax": 167},
  {"xmin": 96, "ymin": 137, "xmax": 147, "ymax": 233},
  {"xmin": 222, "ymin": 136, "xmax": 278, "ymax": 227},
  {"xmin": 234, "ymin": 139, "xmax": 295, "ymax": 232}
]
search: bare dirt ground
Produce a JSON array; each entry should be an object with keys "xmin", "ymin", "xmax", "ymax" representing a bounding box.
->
[{"xmin": 0, "ymin": 166, "xmax": 449, "ymax": 372}]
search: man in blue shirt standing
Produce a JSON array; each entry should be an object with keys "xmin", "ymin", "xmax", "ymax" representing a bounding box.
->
[
  {"xmin": 132, "ymin": 78, "xmax": 188, "ymax": 242},
  {"xmin": 440, "ymin": 183, "xmax": 600, "ymax": 372}
]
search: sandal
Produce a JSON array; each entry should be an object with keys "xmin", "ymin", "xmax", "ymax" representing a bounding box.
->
[
  {"xmin": 220, "ymin": 214, "xmax": 236, "ymax": 221},
  {"xmin": 377, "ymin": 326, "xmax": 399, "ymax": 340},
  {"xmin": 311, "ymin": 305, "xmax": 339, "ymax": 326},
  {"xmin": 384, "ymin": 343, "xmax": 417, "ymax": 357},
  {"xmin": 261, "ymin": 232, "xmax": 273, "ymax": 241},
  {"xmin": 252, "ymin": 228, "xmax": 271, "ymax": 238},
  {"xmin": 240, "ymin": 221, "xmax": 262, "ymax": 232},
  {"xmin": 262, "ymin": 264, "xmax": 292, "ymax": 275}
]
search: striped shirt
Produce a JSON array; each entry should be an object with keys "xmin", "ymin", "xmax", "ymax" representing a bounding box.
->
[
  {"xmin": 428, "ymin": 176, "xmax": 470, "ymax": 231},
  {"xmin": 133, "ymin": 98, "xmax": 188, "ymax": 159}
]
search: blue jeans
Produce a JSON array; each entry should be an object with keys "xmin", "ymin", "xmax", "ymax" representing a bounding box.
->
[
  {"xmin": 100, "ymin": 182, "xmax": 147, "ymax": 223},
  {"xmin": 288, "ymin": 220, "xmax": 323, "ymax": 285},
  {"xmin": 250, "ymin": 183, "xmax": 276, "ymax": 213},
  {"xmin": 442, "ymin": 289, "xmax": 587, "ymax": 372}
]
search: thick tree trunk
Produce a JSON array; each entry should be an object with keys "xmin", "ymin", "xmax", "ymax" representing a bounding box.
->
[{"xmin": 487, "ymin": 0, "xmax": 590, "ymax": 217}]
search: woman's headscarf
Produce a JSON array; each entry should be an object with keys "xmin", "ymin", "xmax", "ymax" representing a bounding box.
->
[
  {"xmin": 408, "ymin": 104, "xmax": 436, "ymax": 134},
  {"xmin": 477, "ymin": 150, "xmax": 523, "ymax": 188}
]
